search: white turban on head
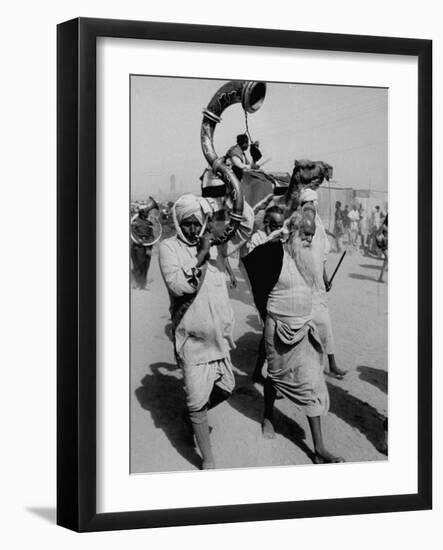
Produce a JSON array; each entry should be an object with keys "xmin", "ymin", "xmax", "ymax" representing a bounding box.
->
[
  {"xmin": 173, "ymin": 193, "xmax": 213, "ymax": 244},
  {"xmin": 299, "ymin": 188, "xmax": 319, "ymax": 205},
  {"xmin": 174, "ymin": 194, "xmax": 212, "ymax": 224}
]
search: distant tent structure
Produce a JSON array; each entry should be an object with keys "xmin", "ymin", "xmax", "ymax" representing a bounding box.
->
[
  {"xmin": 317, "ymin": 182, "xmax": 354, "ymax": 231},
  {"xmin": 317, "ymin": 181, "xmax": 388, "ymax": 231},
  {"xmin": 354, "ymin": 189, "xmax": 388, "ymax": 215}
]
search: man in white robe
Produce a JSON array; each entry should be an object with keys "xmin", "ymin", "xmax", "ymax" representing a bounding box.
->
[
  {"xmin": 242, "ymin": 208, "xmax": 343, "ymax": 463},
  {"xmin": 159, "ymin": 193, "xmax": 253, "ymax": 469}
]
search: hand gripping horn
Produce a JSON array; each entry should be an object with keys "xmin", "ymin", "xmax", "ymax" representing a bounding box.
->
[{"xmin": 200, "ymin": 80, "xmax": 266, "ymax": 245}]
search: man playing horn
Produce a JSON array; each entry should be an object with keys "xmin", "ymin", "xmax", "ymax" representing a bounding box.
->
[
  {"xmin": 159, "ymin": 193, "xmax": 254, "ymax": 469},
  {"xmin": 131, "ymin": 199, "xmax": 159, "ymax": 290},
  {"xmin": 242, "ymin": 207, "xmax": 343, "ymax": 463}
]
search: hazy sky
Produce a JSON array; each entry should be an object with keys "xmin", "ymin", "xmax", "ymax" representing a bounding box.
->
[{"xmin": 131, "ymin": 76, "xmax": 387, "ymax": 200}]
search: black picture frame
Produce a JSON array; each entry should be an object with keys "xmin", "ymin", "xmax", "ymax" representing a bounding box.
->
[{"xmin": 57, "ymin": 17, "xmax": 432, "ymax": 532}]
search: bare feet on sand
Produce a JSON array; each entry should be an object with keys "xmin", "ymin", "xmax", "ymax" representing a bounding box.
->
[
  {"xmin": 328, "ymin": 365, "xmax": 348, "ymax": 379},
  {"xmin": 327, "ymin": 355, "xmax": 347, "ymax": 379},
  {"xmin": 313, "ymin": 448, "xmax": 344, "ymax": 463},
  {"xmin": 262, "ymin": 419, "xmax": 276, "ymax": 439}
]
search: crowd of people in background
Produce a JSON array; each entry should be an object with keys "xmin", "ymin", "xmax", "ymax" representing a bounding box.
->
[
  {"xmin": 334, "ymin": 202, "xmax": 387, "ymax": 250},
  {"xmin": 131, "ymin": 133, "xmax": 388, "ymax": 468},
  {"xmin": 333, "ymin": 201, "xmax": 388, "ymax": 283}
]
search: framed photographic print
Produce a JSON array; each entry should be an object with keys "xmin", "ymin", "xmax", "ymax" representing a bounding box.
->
[{"xmin": 57, "ymin": 17, "xmax": 432, "ymax": 532}]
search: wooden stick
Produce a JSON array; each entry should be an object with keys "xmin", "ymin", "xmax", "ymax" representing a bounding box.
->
[{"xmin": 328, "ymin": 250, "xmax": 347, "ymax": 286}]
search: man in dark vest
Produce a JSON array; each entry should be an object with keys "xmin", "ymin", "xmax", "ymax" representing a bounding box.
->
[{"xmin": 225, "ymin": 133, "xmax": 251, "ymax": 181}]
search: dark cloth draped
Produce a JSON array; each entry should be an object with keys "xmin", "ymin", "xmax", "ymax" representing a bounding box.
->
[
  {"xmin": 250, "ymin": 143, "xmax": 263, "ymax": 163},
  {"xmin": 241, "ymin": 241, "xmax": 283, "ymax": 320}
]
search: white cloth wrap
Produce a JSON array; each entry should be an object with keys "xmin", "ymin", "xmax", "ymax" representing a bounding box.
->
[{"xmin": 172, "ymin": 194, "xmax": 213, "ymax": 245}]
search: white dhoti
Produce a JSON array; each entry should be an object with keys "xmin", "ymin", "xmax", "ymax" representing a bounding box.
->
[
  {"xmin": 265, "ymin": 316, "xmax": 329, "ymax": 417},
  {"xmin": 312, "ymin": 290, "xmax": 335, "ymax": 355},
  {"xmin": 310, "ymin": 215, "xmax": 336, "ymax": 356},
  {"xmin": 180, "ymin": 356, "xmax": 235, "ymax": 412}
]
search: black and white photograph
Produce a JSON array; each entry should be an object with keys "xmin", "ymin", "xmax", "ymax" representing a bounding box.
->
[
  {"xmin": 2, "ymin": 0, "xmax": 437, "ymax": 542},
  {"xmin": 130, "ymin": 76, "xmax": 389, "ymax": 473}
]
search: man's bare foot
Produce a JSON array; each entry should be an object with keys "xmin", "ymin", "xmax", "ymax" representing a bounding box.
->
[
  {"xmin": 378, "ymin": 430, "xmax": 388, "ymax": 455},
  {"xmin": 202, "ymin": 459, "xmax": 215, "ymax": 470},
  {"xmin": 328, "ymin": 365, "xmax": 347, "ymax": 379},
  {"xmin": 378, "ymin": 441, "xmax": 388, "ymax": 455},
  {"xmin": 327, "ymin": 355, "xmax": 347, "ymax": 379},
  {"xmin": 313, "ymin": 449, "xmax": 344, "ymax": 463},
  {"xmin": 262, "ymin": 418, "xmax": 276, "ymax": 439}
]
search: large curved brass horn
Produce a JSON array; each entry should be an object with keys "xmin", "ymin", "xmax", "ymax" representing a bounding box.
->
[
  {"xmin": 200, "ymin": 80, "xmax": 266, "ymax": 245},
  {"xmin": 130, "ymin": 197, "xmax": 162, "ymax": 247}
]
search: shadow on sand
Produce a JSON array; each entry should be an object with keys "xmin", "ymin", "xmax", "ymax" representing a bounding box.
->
[
  {"xmin": 327, "ymin": 381, "xmax": 387, "ymax": 454},
  {"xmin": 134, "ymin": 334, "xmax": 388, "ymax": 468},
  {"xmin": 229, "ymin": 332, "xmax": 316, "ymax": 462},
  {"xmin": 244, "ymin": 313, "xmax": 262, "ymax": 332},
  {"xmin": 356, "ymin": 365, "xmax": 388, "ymax": 394},
  {"xmin": 348, "ymin": 273, "xmax": 379, "ymax": 283},
  {"xmin": 359, "ymin": 263, "xmax": 383, "ymax": 270},
  {"xmin": 134, "ymin": 362, "xmax": 201, "ymax": 469}
]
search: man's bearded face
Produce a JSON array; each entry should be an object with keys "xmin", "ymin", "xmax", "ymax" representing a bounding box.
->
[{"xmin": 286, "ymin": 211, "xmax": 316, "ymax": 286}]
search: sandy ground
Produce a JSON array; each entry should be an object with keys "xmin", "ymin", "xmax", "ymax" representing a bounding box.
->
[{"xmin": 130, "ymin": 240, "xmax": 388, "ymax": 473}]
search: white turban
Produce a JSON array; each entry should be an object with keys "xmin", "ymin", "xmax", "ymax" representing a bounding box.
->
[
  {"xmin": 174, "ymin": 194, "xmax": 212, "ymax": 224},
  {"xmin": 172, "ymin": 194, "xmax": 213, "ymax": 244},
  {"xmin": 299, "ymin": 188, "xmax": 319, "ymax": 204}
]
